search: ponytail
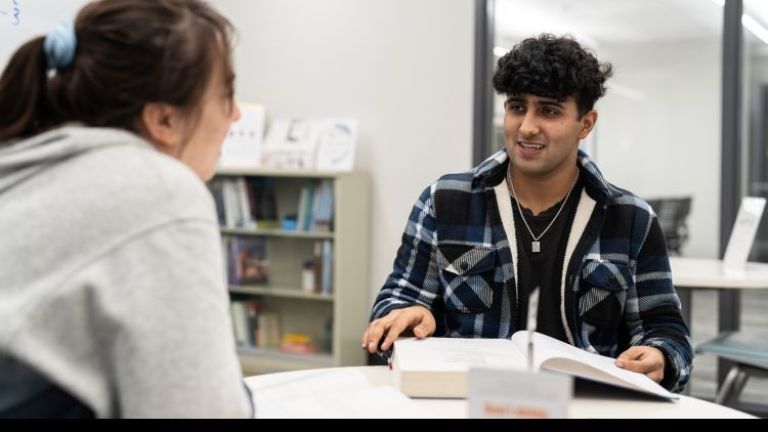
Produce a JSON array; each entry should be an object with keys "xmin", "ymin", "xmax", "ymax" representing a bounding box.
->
[
  {"xmin": 0, "ymin": 0, "xmax": 234, "ymax": 146},
  {"xmin": 0, "ymin": 37, "xmax": 49, "ymax": 143}
]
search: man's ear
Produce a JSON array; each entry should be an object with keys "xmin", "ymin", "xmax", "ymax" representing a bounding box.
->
[
  {"xmin": 139, "ymin": 102, "xmax": 182, "ymax": 152},
  {"xmin": 578, "ymin": 110, "xmax": 598, "ymax": 140}
]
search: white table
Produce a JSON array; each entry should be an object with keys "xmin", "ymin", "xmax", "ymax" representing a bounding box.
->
[
  {"xmin": 670, "ymin": 257, "xmax": 768, "ymax": 388},
  {"xmin": 670, "ymin": 257, "xmax": 768, "ymax": 332},
  {"xmin": 670, "ymin": 257, "xmax": 768, "ymax": 290},
  {"xmin": 245, "ymin": 366, "xmax": 755, "ymax": 418}
]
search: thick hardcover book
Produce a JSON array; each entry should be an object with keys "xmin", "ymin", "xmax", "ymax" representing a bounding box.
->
[{"xmin": 392, "ymin": 331, "xmax": 678, "ymax": 401}]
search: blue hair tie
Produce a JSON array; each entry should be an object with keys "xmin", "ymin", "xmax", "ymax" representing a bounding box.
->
[{"xmin": 44, "ymin": 22, "xmax": 77, "ymax": 71}]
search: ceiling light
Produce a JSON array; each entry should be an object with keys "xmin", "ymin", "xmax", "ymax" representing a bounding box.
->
[
  {"xmin": 742, "ymin": 14, "xmax": 768, "ymax": 46},
  {"xmin": 710, "ymin": 0, "xmax": 768, "ymax": 47}
]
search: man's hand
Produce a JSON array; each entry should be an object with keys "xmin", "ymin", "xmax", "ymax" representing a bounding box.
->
[
  {"xmin": 615, "ymin": 346, "xmax": 666, "ymax": 383},
  {"xmin": 361, "ymin": 305, "xmax": 436, "ymax": 353}
]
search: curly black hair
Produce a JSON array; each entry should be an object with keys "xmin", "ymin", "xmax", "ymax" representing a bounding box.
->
[{"xmin": 492, "ymin": 34, "xmax": 613, "ymax": 117}]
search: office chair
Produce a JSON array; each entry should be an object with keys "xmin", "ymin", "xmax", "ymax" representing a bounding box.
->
[
  {"xmin": 646, "ymin": 197, "xmax": 692, "ymax": 256},
  {"xmin": 695, "ymin": 331, "xmax": 768, "ymax": 407}
]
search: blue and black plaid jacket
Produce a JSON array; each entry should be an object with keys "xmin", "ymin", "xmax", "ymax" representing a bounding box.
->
[{"xmin": 371, "ymin": 149, "xmax": 693, "ymax": 392}]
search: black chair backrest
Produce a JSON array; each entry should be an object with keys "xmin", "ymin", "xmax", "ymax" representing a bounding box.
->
[{"xmin": 646, "ymin": 197, "xmax": 692, "ymax": 255}]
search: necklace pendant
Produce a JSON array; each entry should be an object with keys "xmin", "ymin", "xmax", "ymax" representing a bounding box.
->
[{"xmin": 532, "ymin": 241, "xmax": 541, "ymax": 253}]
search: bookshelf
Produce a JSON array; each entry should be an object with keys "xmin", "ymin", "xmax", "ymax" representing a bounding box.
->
[{"xmin": 210, "ymin": 169, "xmax": 370, "ymax": 375}]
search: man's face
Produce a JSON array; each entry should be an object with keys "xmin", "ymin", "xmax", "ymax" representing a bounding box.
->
[{"xmin": 503, "ymin": 93, "xmax": 596, "ymax": 180}]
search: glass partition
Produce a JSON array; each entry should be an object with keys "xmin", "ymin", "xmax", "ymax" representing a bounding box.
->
[{"xmin": 738, "ymin": 0, "xmax": 768, "ymax": 407}]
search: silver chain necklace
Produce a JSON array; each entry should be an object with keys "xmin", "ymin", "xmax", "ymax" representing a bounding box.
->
[{"xmin": 506, "ymin": 167, "xmax": 579, "ymax": 253}]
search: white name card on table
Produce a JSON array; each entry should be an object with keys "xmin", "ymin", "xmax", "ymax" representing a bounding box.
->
[
  {"xmin": 723, "ymin": 197, "xmax": 767, "ymax": 270},
  {"xmin": 467, "ymin": 368, "xmax": 572, "ymax": 419}
]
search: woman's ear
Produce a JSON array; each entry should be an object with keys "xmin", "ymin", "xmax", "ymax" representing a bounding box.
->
[
  {"xmin": 139, "ymin": 102, "xmax": 182, "ymax": 153},
  {"xmin": 578, "ymin": 110, "xmax": 598, "ymax": 140}
]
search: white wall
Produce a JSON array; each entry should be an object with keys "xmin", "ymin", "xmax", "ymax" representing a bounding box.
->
[
  {"xmin": 213, "ymin": 0, "xmax": 475, "ymax": 306},
  {"xmin": 596, "ymin": 40, "xmax": 722, "ymax": 258},
  {"xmin": 0, "ymin": 0, "xmax": 91, "ymax": 67}
]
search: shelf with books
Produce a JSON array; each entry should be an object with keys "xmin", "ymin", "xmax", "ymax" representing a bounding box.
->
[
  {"xmin": 210, "ymin": 169, "xmax": 369, "ymax": 376},
  {"xmin": 216, "ymin": 167, "xmax": 341, "ymax": 179},
  {"xmin": 237, "ymin": 347, "xmax": 334, "ymax": 372},
  {"xmin": 228, "ymin": 285, "xmax": 334, "ymax": 302},
  {"xmin": 220, "ymin": 227, "xmax": 334, "ymax": 240}
]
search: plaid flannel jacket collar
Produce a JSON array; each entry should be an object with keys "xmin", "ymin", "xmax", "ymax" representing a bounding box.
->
[{"xmin": 470, "ymin": 148, "xmax": 622, "ymax": 204}]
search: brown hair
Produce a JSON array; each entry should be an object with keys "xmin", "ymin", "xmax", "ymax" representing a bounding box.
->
[{"xmin": 0, "ymin": 0, "xmax": 235, "ymax": 143}]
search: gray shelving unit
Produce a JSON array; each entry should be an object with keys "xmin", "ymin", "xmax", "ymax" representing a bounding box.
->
[{"xmin": 214, "ymin": 170, "xmax": 370, "ymax": 375}]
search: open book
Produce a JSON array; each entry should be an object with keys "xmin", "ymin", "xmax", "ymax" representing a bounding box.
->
[{"xmin": 392, "ymin": 331, "xmax": 678, "ymax": 401}]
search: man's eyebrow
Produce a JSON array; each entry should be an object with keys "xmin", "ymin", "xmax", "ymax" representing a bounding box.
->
[
  {"xmin": 505, "ymin": 97, "xmax": 564, "ymax": 107},
  {"xmin": 538, "ymin": 99, "xmax": 564, "ymax": 108}
]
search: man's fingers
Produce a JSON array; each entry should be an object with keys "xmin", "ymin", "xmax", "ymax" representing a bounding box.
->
[
  {"xmin": 381, "ymin": 308, "xmax": 432, "ymax": 349},
  {"xmin": 615, "ymin": 346, "xmax": 644, "ymax": 366},
  {"xmin": 615, "ymin": 347, "xmax": 665, "ymax": 381},
  {"xmin": 414, "ymin": 317, "xmax": 436, "ymax": 339},
  {"xmin": 364, "ymin": 319, "xmax": 391, "ymax": 353},
  {"xmin": 408, "ymin": 306, "xmax": 436, "ymax": 338},
  {"xmin": 618, "ymin": 346, "xmax": 644, "ymax": 360},
  {"xmin": 381, "ymin": 320, "xmax": 409, "ymax": 351},
  {"xmin": 621, "ymin": 358, "xmax": 661, "ymax": 377},
  {"xmin": 648, "ymin": 369, "xmax": 664, "ymax": 384},
  {"xmin": 361, "ymin": 306, "xmax": 436, "ymax": 352},
  {"xmin": 414, "ymin": 326, "xmax": 427, "ymax": 338},
  {"xmin": 616, "ymin": 358, "xmax": 650, "ymax": 373}
]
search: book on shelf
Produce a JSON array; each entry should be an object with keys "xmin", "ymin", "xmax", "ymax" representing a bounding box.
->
[
  {"xmin": 391, "ymin": 331, "xmax": 679, "ymax": 401},
  {"xmin": 208, "ymin": 177, "xmax": 279, "ymax": 229},
  {"xmin": 256, "ymin": 312, "xmax": 281, "ymax": 349},
  {"xmin": 296, "ymin": 183, "xmax": 314, "ymax": 232},
  {"xmin": 310, "ymin": 180, "xmax": 333, "ymax": 232},
  {"xmin": 320, "ymin": 240, "xmax": 333, "ymax": 294},
  {"xmin": 230, "ymin": 300, "xmax": 281, "ymax": 349},
  {"xmin": 288, "ymin": 180, "xmax": 334, "ymax": 232},
  {"xmin": 247, "ymin": 178, "xmax": 280, "ymax": 229},
  {"xmin": 230, "ymin": 300, "xmax": 263, "ymax": 347},
  {"xmin": 279, "ymin": 333, "xmax": 317, "ymax": 355},
  {"xmin": 309, "ymin": 240, "xmax": 333, "ymax": 294},
  {"xmin": 224, "ymin": 237, "xmax": 269, "ymax": 284}
]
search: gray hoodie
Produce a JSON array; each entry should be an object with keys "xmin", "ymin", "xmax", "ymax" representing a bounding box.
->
[{"xmin": 0, "ymin": 126, "xmax": 251, "ymax": 418}]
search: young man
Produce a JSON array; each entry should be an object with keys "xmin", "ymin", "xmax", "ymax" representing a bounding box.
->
[{"xmin": 362, "ymin": 34, "xmax": 693, "ymax": 392}]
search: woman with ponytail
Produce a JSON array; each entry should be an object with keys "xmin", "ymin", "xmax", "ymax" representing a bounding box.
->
[{"xmin": 0, "ymin": 0, "xmax": 251, "ymax": 418}]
